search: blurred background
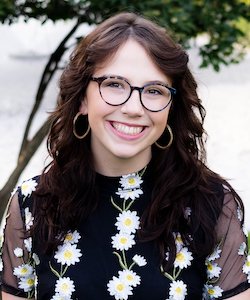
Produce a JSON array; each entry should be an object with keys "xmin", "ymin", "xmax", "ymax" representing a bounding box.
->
[{"xmin": 0, "ymin": 0, "xmax": 250, "ymax": 229}]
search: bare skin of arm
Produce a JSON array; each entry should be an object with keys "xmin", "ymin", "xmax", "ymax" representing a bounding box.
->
[
  {"xmin": 1, "ymin": 292, "xmax": 34, "ymax": 300},
  {"xmin": 227, "ymin": 289, "xmax": 250, "ymax": 300}
]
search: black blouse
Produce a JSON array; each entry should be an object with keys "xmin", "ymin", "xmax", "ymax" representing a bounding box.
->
[{"xmin": 0, "ymin": 166, "xmax": 250, "ymax": 299}]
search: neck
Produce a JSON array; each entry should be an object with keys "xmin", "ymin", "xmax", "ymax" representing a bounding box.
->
[{"xmin": 93, "ymin": 151, "xmax": 151, "ymax": 177}]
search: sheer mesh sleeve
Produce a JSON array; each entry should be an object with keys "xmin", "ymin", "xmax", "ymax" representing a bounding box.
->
[
  {"xmin": 0, "ymin": 191, "xmax": 36, "ymax": 298},
  {"xmin": 203, "ymin": 189, "xmax": 250, "ymax": 299}
]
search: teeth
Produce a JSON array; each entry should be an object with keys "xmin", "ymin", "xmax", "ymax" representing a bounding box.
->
[{"xmin": 112, "ymin": 122, "xmax": 143, "ymax": 135}]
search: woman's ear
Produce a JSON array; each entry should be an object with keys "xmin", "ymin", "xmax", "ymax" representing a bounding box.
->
[{"xmin": 79, "ymin": 98, "xmax": 88, "ymax": 115}]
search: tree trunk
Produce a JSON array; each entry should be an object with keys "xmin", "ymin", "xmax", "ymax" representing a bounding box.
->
[
  {"xmin": 0, "ymin": 120, "xmax": 50, "ymax": 216},
  {"xmin": 0, "ymin": 19, "xmax": 82, "ymax": 219}
]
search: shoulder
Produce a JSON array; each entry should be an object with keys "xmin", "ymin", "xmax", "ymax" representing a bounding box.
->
[
  {"xmin": 215, "ymin": 186, "xmax": 246, "ymax": 240},
  {"xmin": 12, "ymin": 176, "xmax": 40, "ymax": 216}
]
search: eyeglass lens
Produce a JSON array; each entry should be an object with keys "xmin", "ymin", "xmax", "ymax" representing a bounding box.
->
[{"xmin": 99, "ymin": 77, "xmax": 172, "ymax": 112}]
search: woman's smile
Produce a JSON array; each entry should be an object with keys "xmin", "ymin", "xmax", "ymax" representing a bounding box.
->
[{"xmin": 110, "ymin": 121, "xmax": 145, "ymax": 137}]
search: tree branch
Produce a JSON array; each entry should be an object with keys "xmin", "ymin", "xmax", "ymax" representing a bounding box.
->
[{"xmin": 18, "ymin": 17, "xmax": 82, "ymax": 157}]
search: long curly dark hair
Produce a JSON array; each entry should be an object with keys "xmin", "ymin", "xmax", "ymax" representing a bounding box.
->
[{"xmin": 32, "ymin": 12, "xmax": 243, "ymax": 270}]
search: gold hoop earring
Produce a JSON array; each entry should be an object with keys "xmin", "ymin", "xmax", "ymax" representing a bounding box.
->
[
  {"xmin": 155, "ymin": 124, "xmax": 173, "ymax": 149},
  {"xmin": 73, "ymin": 112, "xmax": 90, "ymax": 139}
]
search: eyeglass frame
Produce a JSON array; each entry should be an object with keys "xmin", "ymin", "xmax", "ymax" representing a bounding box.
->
[{"xmin": 90, "ymin": 75, "xmax": 177, "ymax": 112}]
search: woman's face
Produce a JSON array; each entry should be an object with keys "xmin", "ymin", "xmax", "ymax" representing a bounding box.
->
[{"xmin": 80, "ymin": 39, "xmax": 172, "ymax": 175}]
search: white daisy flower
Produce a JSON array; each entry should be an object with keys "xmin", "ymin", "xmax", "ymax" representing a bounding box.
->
[
  {"xmin": 24, "ymin": 237, "xmax": 32, "ymax": 252},
  {"xmin": 115, "ymin": 210, "xmax": 140, "ymax": 234},
  {"xmin": 204, "ymin": 284, "xmax": 223, "ymax": 298},
  {"xmin": 111, "ymin": 232, "xmax": 135, "ymax": 251},
  {"xmin": 247, "ymin": 273, "xmax": 250, "ymax": 283},
  {"xmin": 238, "ymin": 242, "xmax": 247, "ymax": 255},
  {"xmin": 132, "ymin": 254, "xmax": 147, "ymax": 266},
  {"xmin": 24, "ymin": 208, "xmax": 34, "ymax": 230},
  {"xmin": 242, "ymin": 225, "xmax": 248, "ymax": 237},
  {"xmin": 18, "ymin": 275, "xmax": 35, "ymax": 292},
  {"xmin": 64, "ymin": 230, "xmax": 81, "ymax": 244},
  {"xmin": 14, "ymin": 264, "xmax": 34, "ymax": 278},
  {"xmin": 21, "ymin": 179, "xmax": 38, "ymax": 197},
  {"xmin": 169, "ymin": 280, "xmax": 187, "ymax": 300},
  {"xmin": 55, "ymin": 277, "xmax": 75, "ymax": 297},
  {"xmin": 243, "ymin": 255, "xmax": 250, "ymax": 274},
  {"xmin": 206, "ymin": 261, "xmax": 222, "ymax": 279},
  {"xmin": 237, "ymin": 206, "xmax": 243, "ymax": 222},
  {"xmin": 118, "ymin": 270, "xmax": 141, "ymax": 287},
  {"xmin": 107, "ymin": 276, "xmax": 132, "ymax": 300},
  {"xmin": 119, "ymin": 173, "xmax": 143, "ymax": 189},
  {"xmin": 116, "ymin": 188, "xmax": 143, "ymax": 200},
  {"xmin": 174, "ymin": 247, "xmax": 193, "ymax": 269},
  {"xmin": 207, "ymin": 246, "xmax": 222, "ymax": 261},
  {"xmin": 32, "ymin": 253, "xmax": 40, "ymax": 265},
  {"xmin": 54, "ymin": 243, "xmax": 82, "ymax": 266},
  {"xmin": 173, "ymin": 232, "xmax": 184, "ymax": 253},
  {"xmin": 0, "ymin": 257, "xmax": 3, "ymax": 272},
  {"xmin": 14, "ymin": 247, "xmax": 23, "ymax": 258}
]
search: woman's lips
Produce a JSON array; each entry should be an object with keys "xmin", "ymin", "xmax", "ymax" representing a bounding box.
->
[
  {"xmin": 111, "ymin": 121, "xmax": 144, "ymax": 135},
  {"xmin": 108, "ymin": 121, "xmax": 146, "ymax": 140}
]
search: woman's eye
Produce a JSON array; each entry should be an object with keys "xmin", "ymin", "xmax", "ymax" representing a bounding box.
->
[
  {"xmin": 105, "ymin": 81, "xmax": 124, "ymax": 89},
  {"xmin": 146, "ymin": 88, "xmax": 162, "ymax": 95}
]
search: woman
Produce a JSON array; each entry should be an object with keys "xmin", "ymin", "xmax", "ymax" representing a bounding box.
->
[{"xmin": 0, "ymin": 12, "xmax": 249, "ymax": 300}]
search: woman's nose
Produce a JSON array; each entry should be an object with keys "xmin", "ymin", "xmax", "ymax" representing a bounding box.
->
[{"xmin": 120, "ymin": 89, "xmax": 145, "ymax": 117}]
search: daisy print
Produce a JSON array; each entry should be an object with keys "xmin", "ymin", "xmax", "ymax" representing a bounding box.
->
[
  {"xmin": 107, "ymin": 276, "xmax": 133, "ymax": 300},
  {"xmin": 54, "ymin": 243, "xmax": 82, "ymax": 266},
  {"xmin": 21, "ymin": 179, "xmax": 38, "ymax": 198},
  {"xmin": 18, "ymin": 275, "xmax": 35, "ymax": 292},
  {"xmin": 115, "ymin": 210, "xmax": 140, "ymax": 234},
  {"xmin": 169, "ymin": 280, "xmax": 187, "ymax": 300},
  {"xmin": 206, "ymin": 262, "xmax": 221, "ymax": 279},
  {"xmin": 161, "ymin": 232, "xmax": 194, "ymax": 299},
  {"xmin": 174, "ymin": 247, "xmax": 193, "ymax": 270},
  {"xmin": 243, "ymin": 255, "xmax": 250, "ymax": 274},
  {"xmin": 118, "ymin": 270, "xmax": 141, "ymax": 287},
  {"xmin": 206, "ymin": 245, "xmax": 222, "ymax": 262},
  {"xmin": 55, "ymin": 277, "xmax": 75, "ymax": 298},
  {"xmin": 238, "ymin": 242, "xmax": 247, "ymax": 256},
  {"xmin": 24, "ymin": 237, "xmax": 32, "ymax": 252},
  {"xmin": 24, "ymin": 207, "xmax": 34, "ymax": 230},
  {"xmin": 14, "ymin": 264, "xmax": 34, "ymax": 278},
  {"xmin": 13, "ymin": 262, "xmax": 36, "ymax": 298},
  {"xmin": 203, "ymin": 284, "xmax": 223, "ymax": 299},
  {"xmin": 112, "ymin": 232, "xmax": 135, "ymax": 251},
  {"xmin": 49, "ymin": 230, "xmax": 82, "ymax": 299},
  {"xmin": 116, "ymin": 188, "xmax": 143, "ymax": 201},
  {"xmin": 119, "ymin": 173, "xmax": 143, "ymax": 189},
  {"xmin": 173, "ymin": 233, "xmax": 184, "ymax": 253},
  {"xmin": 14, "ymin": 247, "xmax": 24, "ymax": 258},
  {"xmin": 64, "ymin": 230, "xmax": 81, "ymax": 244},
  {"xmin": 132, "ymin": 254, "xmax": 147, "ymax": 267},
  {"xmin": 108, "ymin": 168, "xmax": 147, "ymax": 299},
  {"xmin": 203, "ymin": 242, "xmax": 224, "ymax": 298}
]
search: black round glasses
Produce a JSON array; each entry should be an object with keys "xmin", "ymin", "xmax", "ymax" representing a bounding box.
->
[{"xmin": 91, "ymin": 75, "xmax": 176, "ymax": 112}]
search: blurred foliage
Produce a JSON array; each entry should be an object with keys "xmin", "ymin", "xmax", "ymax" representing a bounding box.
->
[
  {"xmin": 0, "ymin": 1, "xmax": 250, "ymax": 70},
  {"xmin": 236, "ymin": 17, "xmax": 250, "ymax": 46}
]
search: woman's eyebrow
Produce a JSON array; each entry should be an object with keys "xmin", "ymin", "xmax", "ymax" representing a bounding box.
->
[{"xmin": 99, "ymin": 74, "xmax": 172, "ymax": 87}]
